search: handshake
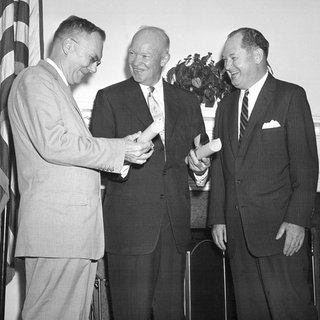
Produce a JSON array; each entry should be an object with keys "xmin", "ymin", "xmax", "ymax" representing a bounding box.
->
[{"xmin": 123, "ymin": 120, "xmax": 163, "ymax": 164}]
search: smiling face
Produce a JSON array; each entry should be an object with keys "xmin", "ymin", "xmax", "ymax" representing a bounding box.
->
[
  {"xmin": 128, "ymin": 29, "xmax": 170, "ymax": 86},
  {"xmin": 64, "ymin": 31, "xmax": 103, "ymax": 85},
  {"xmin": 222, "ymin": 32, "xmax": 262, "ymax": 90}
]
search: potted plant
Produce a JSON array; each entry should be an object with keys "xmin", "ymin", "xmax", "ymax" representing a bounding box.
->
[{"xmin": 166, "ymin": 52, "xmax": 233, "ymax": 108}]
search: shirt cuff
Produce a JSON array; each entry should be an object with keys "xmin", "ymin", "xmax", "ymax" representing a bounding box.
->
[
  {"xmin": 194, "ymin": 169, "xmax": 209, "ymax": 187},
  {"xmin": 120, "ymin": 165, "xmax": 130, "ymax": 178}
]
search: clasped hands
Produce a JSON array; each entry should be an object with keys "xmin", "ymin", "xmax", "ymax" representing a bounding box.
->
[
  {"xmin": 185, "ymin": 146, "xmax": 211, "ymax": 175},
  {"xmin": 123, "ymin": 132, "xmax": 154, "ymax": 164}
]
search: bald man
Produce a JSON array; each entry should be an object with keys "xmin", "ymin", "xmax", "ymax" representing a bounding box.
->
[{"xmin": 90, "ymin": 26, "xmax": 210, "ymax": 320}]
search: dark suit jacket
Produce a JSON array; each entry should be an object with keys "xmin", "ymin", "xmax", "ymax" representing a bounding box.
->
[
  {"xmin": 90, "ymin": 77, "xmax": 208, "ymax": 255},
  {"xmin": 208, "ymin": 73, "xmax": 319, "ymax": 257}
]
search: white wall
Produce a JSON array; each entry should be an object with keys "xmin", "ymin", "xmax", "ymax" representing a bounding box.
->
[
  {"xmin": 5, "ymin": 0, "xmax": 320, "ymax": 318},
  {"xmin": 42, "ymin": 0, "xmax": 320, "ymax": 115}
]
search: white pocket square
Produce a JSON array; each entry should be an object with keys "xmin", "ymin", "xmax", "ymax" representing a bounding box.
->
[{"xmin": 262, "ymin": 120, "xmax": 281, "ymax": 129}]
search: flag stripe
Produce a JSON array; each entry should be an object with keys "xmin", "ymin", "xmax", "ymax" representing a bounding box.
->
[
  {"xmin": 1, "ymin": 68, "xmax": 16, "ymax": 118},
  {"xmin": 15, "ymin": 42, "xmax": 29, "ymax": 71},
  {"xmin": 0, "ymin": 166, "xmax": 9, "ymax": 214},
  {"xmin": 0, "ymin": 27, "xmax": 14, "ymax": 61},
  {"xmin": 0, "ymin": 0, "xmax": 15, "ymax": 15},
  {"xmin": 14, "ymin": 1, "xmax": 29, "ymax": 26},
  {"xmin": 29, "ymin": 0, "xmax": 43, "ymax": 65},
  {"xmin": 0, "ymin": 2, "xmax": 14, "ymax": 40}
]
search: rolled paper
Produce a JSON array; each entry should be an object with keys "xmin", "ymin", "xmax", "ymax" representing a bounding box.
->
[
  {"xmin": 137, "ymin": 120, "xmax": 164, "ymax": 143},
  {"xmin": 195, "ymin": 138, "xmax": 222, "ymax": 159}
]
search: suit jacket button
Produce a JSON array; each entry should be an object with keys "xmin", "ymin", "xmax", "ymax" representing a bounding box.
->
[
  {"xmin": 160, "ymin": 194, "xmax": 165, "ymax": 199},
  {"xmin": 236, "ymin": 179, "xmax": 241, "ymax": 185},
  {"xmin": 163, "ymin": 170, "xmax": 167, "ymax": 175}
]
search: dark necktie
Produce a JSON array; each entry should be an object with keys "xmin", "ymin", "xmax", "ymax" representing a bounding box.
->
[{"xmin": 239, "ymin": 90, "xmax": 249, "ymax": 144}]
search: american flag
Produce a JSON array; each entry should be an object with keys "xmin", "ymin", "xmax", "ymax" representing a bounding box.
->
[{"xmin": 0, "ymin": 0, "xmax": 43, "ymax": 286}]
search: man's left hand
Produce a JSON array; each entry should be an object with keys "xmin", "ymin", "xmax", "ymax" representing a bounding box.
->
[{"xmin": 275, "ymin": 222, "xmax": 305, "ymax": 256}]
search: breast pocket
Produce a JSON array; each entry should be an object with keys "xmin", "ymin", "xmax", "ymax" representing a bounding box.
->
[{"xmin": 261, "ymin": 127, "xmax": 288, "ymax": 164}]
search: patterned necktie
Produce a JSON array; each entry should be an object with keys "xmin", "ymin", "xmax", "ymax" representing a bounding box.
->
[
  {"xmin": 239, "ymin": 89, "xmax": 249, "ymax": 144},
  {"xmin": 147, "ymin": 86, "xmax": 165, "ymax": 143}
]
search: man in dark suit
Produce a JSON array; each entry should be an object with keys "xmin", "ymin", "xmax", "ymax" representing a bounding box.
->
[
  {"xmin": 90, "ymin": 26, "xmax": 210, "ymax": 320},
  {"xmin": 208, "ymin": 27, "xmax": 318, "ymax": 320}
]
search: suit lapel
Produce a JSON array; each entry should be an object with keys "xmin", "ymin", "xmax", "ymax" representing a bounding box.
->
[
  {"xmin": 228, "ymin": 91, "xmax": 241, "ymax": 158},
  {"xmin": 237, "ymin": 74, "xmax": 276, "ymax": 155},
  {"xmin": 124, "ymin": 78, "xmax": 154, "ymax": 127},
  {"xmin": 163, "ymin": 81, "xmax": 179, "ymax": 144},
  {"xmin": 122, "ymin": 79, "xmax": 179, "ymax": 147},
  {"xmin": 39, "ymin": 61, "xmax": 89, "ymax": 129}
]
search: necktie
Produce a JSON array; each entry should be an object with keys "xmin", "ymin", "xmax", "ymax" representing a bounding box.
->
[
  {"xmin": 239, "ymin": 90, "xmax": 249, "ymax": 144},
  {"xmin": 147, "ymin": 86, "xmax": 165, "ymax": 143}
]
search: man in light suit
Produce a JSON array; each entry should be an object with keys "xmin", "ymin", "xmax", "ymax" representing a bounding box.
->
[
  {"xmin": 90, "ymin": 26, "xmax": 210, "ymax": 319},
  {"xmin": 8, "ymin": 16, "xmax": 152, "ymax": 320},
  {"xmin": 208, "ymin": 27, "xmax": 318, "ymax": 319}
]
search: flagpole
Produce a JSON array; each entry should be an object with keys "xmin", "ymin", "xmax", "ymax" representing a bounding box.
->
[{"xmin": 0, "ymin": 206, "xmax": 9, "ymax": 318}]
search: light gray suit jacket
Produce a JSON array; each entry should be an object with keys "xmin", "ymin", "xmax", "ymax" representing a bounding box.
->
[{"xmin": 8, "ymin": 60, "xmax": 125, "ymax": 260}]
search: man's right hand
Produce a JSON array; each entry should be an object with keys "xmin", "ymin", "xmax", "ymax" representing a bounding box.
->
[
  {"xmin": 124, "ymin": 132, "xmax": 154, "ymax": 164},
  {"xmin": 211, "ymin": 224, "xmax": 227, "ymax": 251}
]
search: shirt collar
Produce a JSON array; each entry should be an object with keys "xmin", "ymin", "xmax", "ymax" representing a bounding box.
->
[
  {"xmin": 241, "ymin": 71, "xmax": 268, "ymax": 101},
  {"xmin": 46, "ymin": 58, "xmax": 69, "ymax": 86},
  {"xmin": 139, "ymin": 77, "xmax": 163, "ymax": 98}
]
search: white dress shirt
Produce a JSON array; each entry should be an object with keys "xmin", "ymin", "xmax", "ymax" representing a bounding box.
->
[
  {"xmin": 238, "ymin": 72, "xmax": 268, "ymax": 139},
  {"xmin": 140, "ymin": 78, "xmax": 165, "ymax": 117},
  {"xmin": 46, "ymin": 58, "xmax": 68, "ymax": 86}
]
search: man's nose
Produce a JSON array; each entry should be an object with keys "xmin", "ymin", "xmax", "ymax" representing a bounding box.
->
[
  {"xmin": 130, "ymin": 54, "xmax": 141, "ymax": 66},
  {"xmin": 224, "ymin": 59, "xmax": 232, "ymax": 70},
  {"xmin": 87, "ymin": 62, "xmax": 98, "ymax": 73}
]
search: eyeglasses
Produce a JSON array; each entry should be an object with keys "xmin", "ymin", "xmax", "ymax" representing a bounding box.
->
[{"xmin": 70, "ymin": 38, "xmax": 101, "ymax": 67}]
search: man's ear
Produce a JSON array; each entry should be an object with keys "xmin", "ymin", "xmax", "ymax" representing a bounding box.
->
[
  {"xmin": 254, "ymin": 48, "xmax": 263, "ymax": 64},
  {"xmin": 161, "ymin": 53, "xmax": 170, "ymax": 67},
  {"xmin": 62, "ymin": 38, "xmax": 73, "ymax": 55}
]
